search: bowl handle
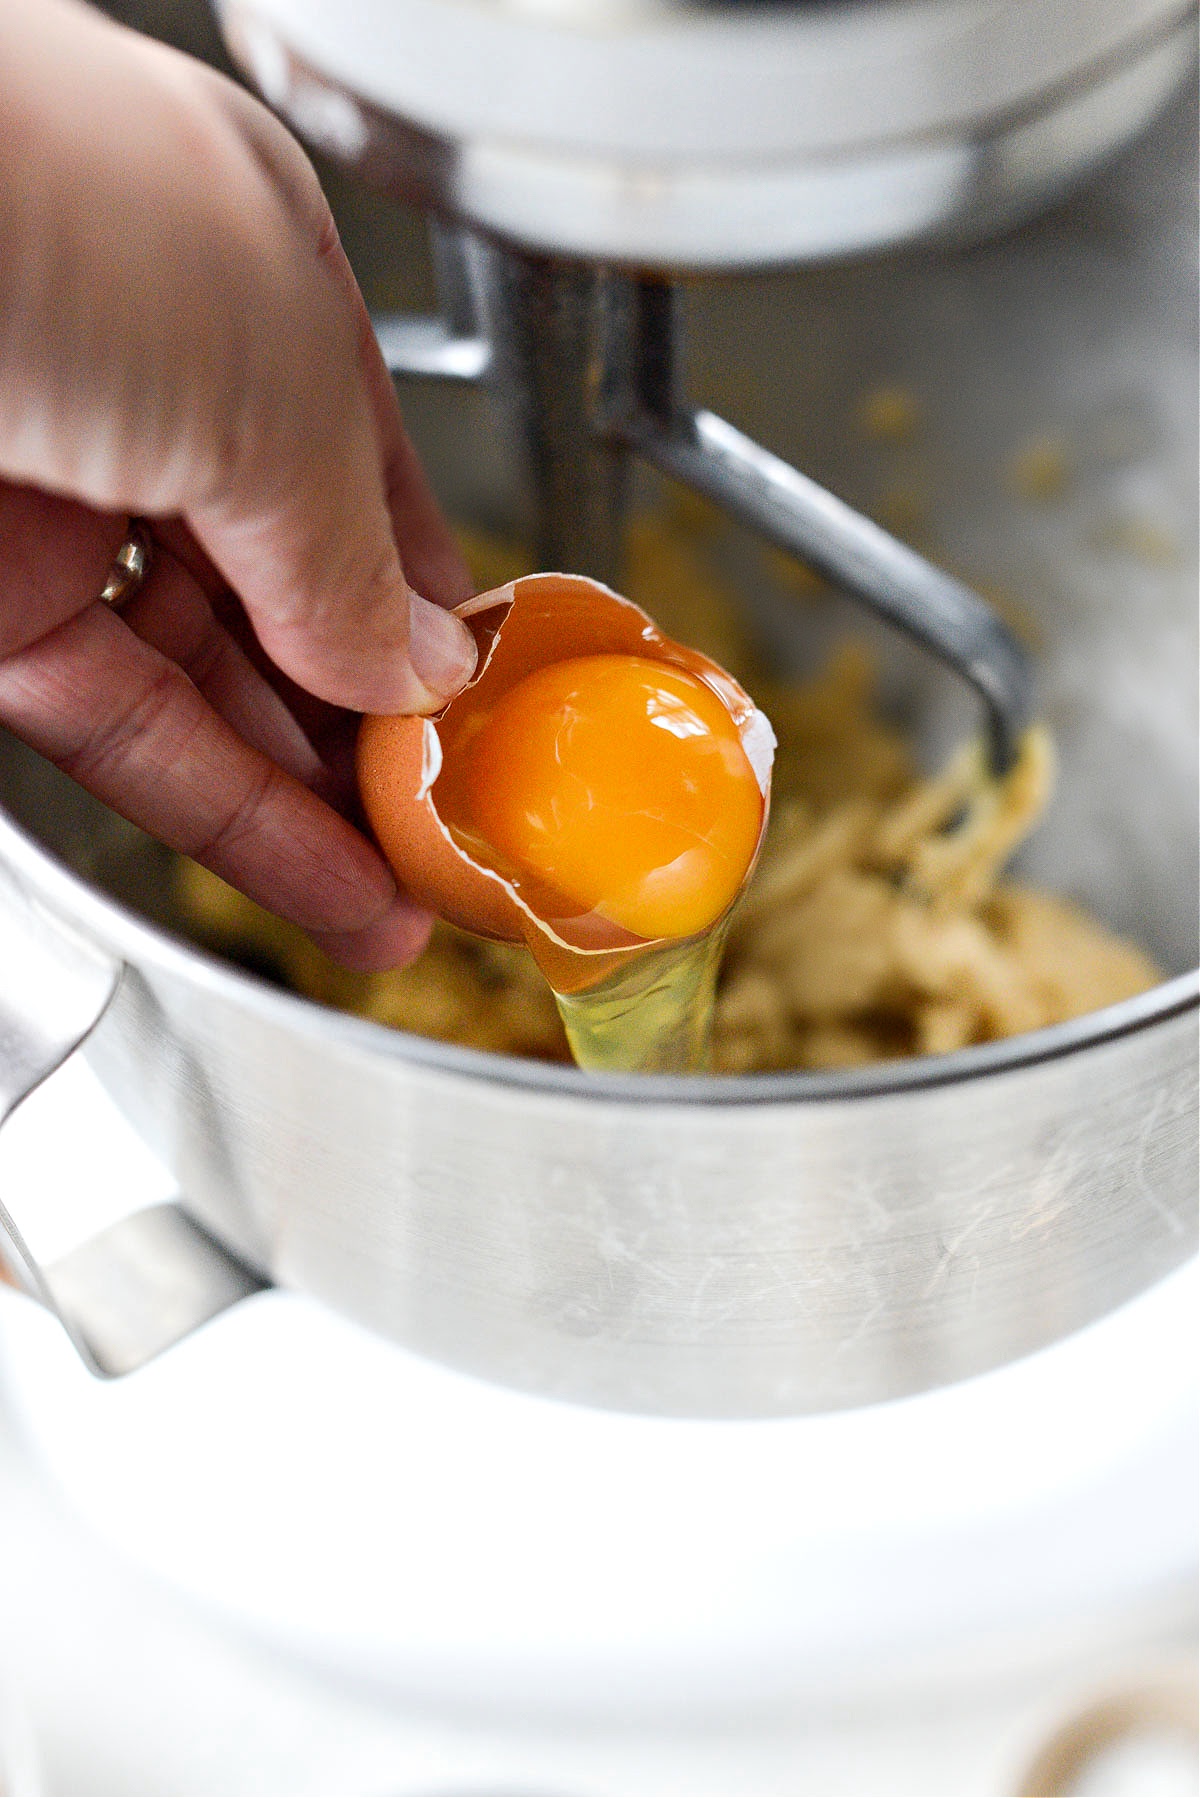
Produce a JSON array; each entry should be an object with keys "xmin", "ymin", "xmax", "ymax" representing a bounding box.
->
[{"xmin": 0, "ymin": 870, "xmax": 265, "ymax": 1375}]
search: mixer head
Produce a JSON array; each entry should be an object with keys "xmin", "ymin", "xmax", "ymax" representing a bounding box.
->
[{"xmin": 218, "ymin": 0, "xmax": 1194, "ymax": 266}]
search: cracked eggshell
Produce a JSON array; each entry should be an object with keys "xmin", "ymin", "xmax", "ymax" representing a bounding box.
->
[{"xmin": 356, "ymin": 572, "xmax": 775, "ymax": 951}]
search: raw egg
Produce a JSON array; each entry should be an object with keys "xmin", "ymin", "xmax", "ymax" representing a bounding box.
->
[{"xmin": 357, "ymin": 573, "xmax": 774, "ymax": 993}]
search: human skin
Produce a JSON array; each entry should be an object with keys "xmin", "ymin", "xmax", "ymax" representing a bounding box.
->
[{"xmin": 0, "ymin": 0, "xmax": 479, "ymax": 969}]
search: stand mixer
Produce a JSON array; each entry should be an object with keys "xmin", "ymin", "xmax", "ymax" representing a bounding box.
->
[
  {"xmin": 1, "ymin": 18, "xmax": 1197, "ymax": 1785},
  {"xmin": 0, "ymin": 0, "xmax": 1195, "ymax": 1412}
]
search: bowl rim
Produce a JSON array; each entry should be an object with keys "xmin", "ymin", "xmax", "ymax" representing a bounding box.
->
[{"xmin": 3, "ymin": 798, "xmax": 1196, "ymax": 1108}]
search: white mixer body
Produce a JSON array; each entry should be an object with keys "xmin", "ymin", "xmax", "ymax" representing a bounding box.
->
[{"xmin": 218, "ymin": 0, "xmax": 1197, "ymax": 262}]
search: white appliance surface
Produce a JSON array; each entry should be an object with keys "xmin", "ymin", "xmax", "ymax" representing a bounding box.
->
[{"xmin": 0, "ymin": 1055, "xmax": 1195, "ymax": 1797}]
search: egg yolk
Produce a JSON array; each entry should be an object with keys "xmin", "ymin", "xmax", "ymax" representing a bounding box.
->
[{"xmin": 438, "ymin": 654, "xmax": 763, "ymax": 941}]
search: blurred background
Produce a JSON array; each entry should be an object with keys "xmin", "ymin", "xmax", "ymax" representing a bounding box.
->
[{"xmin": 0, "ymin": 1, "xmax": 1196, "ymax": 1793}]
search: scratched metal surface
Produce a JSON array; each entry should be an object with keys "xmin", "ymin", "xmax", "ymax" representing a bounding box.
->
[{"xmin": 71, "ymin": 957, "xmax": 1198, "ymax": 1413}]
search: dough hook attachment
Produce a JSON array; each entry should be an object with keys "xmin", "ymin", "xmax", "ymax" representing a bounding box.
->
[{"xmin": 375, "ymin": 227, "xmax": 1032, "ymax": 775}]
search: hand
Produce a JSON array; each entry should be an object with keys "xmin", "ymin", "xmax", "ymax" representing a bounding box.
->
[{"xmin": 0, "ymin": 0, "xmax": 478, "ymax": 969}]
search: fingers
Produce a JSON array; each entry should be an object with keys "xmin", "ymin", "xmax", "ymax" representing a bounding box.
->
[
  {"xmin": 1, "ymin": 0, "xmax": 476, "ymax": 718},
  {"xmin": 0, "ymin": 598, "xmax": 425, "ymax": 964},
  {"xmin": 188, "ymin": 484, "xmax": 477, "ymax": 719},
  {"xmin": 0, "ymin": 5, "xmax": 476, "ymax": 967},
  {"xmin": 0, "ymin": 481, "xmax": 325, "ymax": 792},
  {"xmin": 0, "ymin": 483, "xmax": 128, "ymax": 659},
  {"xmin": 118, "ymin": 544, "xmax": 325, "ymax": 790},
  {"xmin": 0, "ymin": 484, "xmax": 429, "ymax": 967}
]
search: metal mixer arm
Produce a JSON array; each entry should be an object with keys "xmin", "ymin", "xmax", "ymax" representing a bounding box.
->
[{"xmin": 617, "ymin": 405, "xmax": 1031, "ymax": 774}]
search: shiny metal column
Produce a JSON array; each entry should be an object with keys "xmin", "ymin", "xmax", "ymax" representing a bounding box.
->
[{"xmin": 468, "ymin": 237, "xmax": 631, "ymax": 583}]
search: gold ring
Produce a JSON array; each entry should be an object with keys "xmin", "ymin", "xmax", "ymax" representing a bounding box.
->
[{"xmin": 99, "ymin": 521, "xmax": 153, "ymax": 611}]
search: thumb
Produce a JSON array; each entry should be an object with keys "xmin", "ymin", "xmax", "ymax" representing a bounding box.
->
[
  {"xmin": 181, "ymin": 194, "xmax": 477, "ymax": 717},
  {"xmin": 175, "ymin": 79, "xmax": 479, "ymax": 717},
  {"xmin": 188, "ymin": 404, "xmax": 478, "ymax": 717}
]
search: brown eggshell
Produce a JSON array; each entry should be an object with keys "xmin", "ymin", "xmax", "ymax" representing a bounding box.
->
[
  {"xmin": 358, "ymin": 704, "xmax": 520, "ymax": 943},
  {"xmin": 356, "ymin": 572, "xmax": 775, "ymax": 962}
]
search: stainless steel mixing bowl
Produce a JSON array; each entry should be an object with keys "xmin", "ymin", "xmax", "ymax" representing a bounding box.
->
[{"xmin": 0, "ymin": 86, "xmax": 1195, "ymax": 1415}]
